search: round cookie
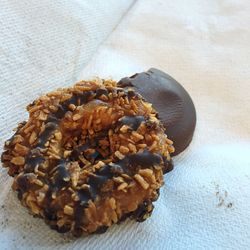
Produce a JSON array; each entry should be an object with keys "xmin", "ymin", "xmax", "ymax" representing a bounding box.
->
[
  {"xmin": 118, "ymin": 68, "xmax": 196, "ymax": 156},
  {"xmin": 1, "ymin": 79, "xmax": 174, "ymax": 236}
]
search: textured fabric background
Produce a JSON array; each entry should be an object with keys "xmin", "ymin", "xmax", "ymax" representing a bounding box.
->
[{"xmin": 1, "ymin": 0, "xmax": 250, "ymax": 249}]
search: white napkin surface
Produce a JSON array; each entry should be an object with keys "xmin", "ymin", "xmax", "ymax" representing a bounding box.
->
[{"xmin": 1, "ymin": 0, "xmax": 250, "ymax": 249}]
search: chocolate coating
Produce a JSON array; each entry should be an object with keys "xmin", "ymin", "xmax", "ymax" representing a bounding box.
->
[{"xmin": 118, "ymin": 68, "xmax": 196, "ymax": 156}]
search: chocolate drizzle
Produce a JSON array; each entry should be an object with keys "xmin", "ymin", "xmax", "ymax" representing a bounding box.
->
[
  {"xmin": 95, "ymin": 88, "xmax": 109, "ymax": 98},
  {"xmin": 69, "ymin": 143, "xmax": 90, "ymax": 161},
  {"xmin": 94, "ymin": 226, "xmax": 109, "ymax": 234},
  {"xmin": 16, "ymin": 174, "xmax": 32, "ymax": 193},
  {"xmin": 52, "ymin": 161, "xmax": 70, "ymax": 189},
  {"xmin": 132, "ymin": 200, "xmax": 153, "ymax": 222},
  {"xmin": 162, "ymin": 157, "xmax": 173, "ymax": 174},
  {"xmin": 37, "ymin": 122, "xmax": 58, "ymax": 147},
  {"xmin": 118, "ymin": 116, "xmax": 145, "ymax": 131},
  {"xmin": 24, "ymin": 150, "xmax": 45, "ymax": 173},
  {"xmin": 125, "ymin": 151, "xmax": 161, "ymax": 168}
]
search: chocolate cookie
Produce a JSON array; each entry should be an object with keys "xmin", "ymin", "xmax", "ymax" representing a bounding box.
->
[{"xmin": 1, "ymin": 79, "xmax": 174, "ymax": 236}]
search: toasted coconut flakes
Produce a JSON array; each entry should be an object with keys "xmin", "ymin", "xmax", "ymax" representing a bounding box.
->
[
  {"xmin": 32, "ymin": 179, "xmax": 44, "ymax": 187},
  {"xmin": 139, "ymin": 169, "xmax": 153, "ymax": 177},
  {"xmin": 120, "ymin": 125, "xmax": 129, "ymax": 133},
  {"xmin": 37, "ymin": 192, "xmax": 45, "ymax": 203},
  {"xmin": 14, "ymin": 143, "xmax": 29, "ymax": 155},
  {"xmin": 131, "ymin": 131, "xmax": 144, "ymax": 142},
  {"xmin": 119, "ymin": 145, "xmax": 129, "ymax": 154},
  {"xmin": 128, "ymin": 143, "xmax": 137, "ymax": 153},
  {"xmin": 23, "ymin": 125, "xmax": 35, "ymax": 134},
  {"xmin": 114, "ymin": 151, "xmax": 125, "ymax": 160},
  {"xmin": 109, "ymin": 198, "xmax": 116, "ymax": 209},
  {"xmin": 29, "ymin": 131, "xmax": 37, "ymax": 144},
  {"xmin": 134, "ymin": 174, "xmax": 149, "ymax": 190},
  {"xmin": 64, "ymin": 205, "xmax": 74, "ymax": 216},
  {"xmin": 11, "ymin": 156, "xmax": 25, "ymax": 165},
  {"xmin": 113, "ymin": 177, "xmax": 124, "ymax": 183},
  {"xmin": 72, "ymin": 113, "xmax": 82, "ymax": 121},
  {"xmin": 54, "ymin": 131, "xmax": 62, "ymax": 140},
  {"xmin": 117, "ymin": 182, "xmax": 128, "ymax": 191},
  {"xmin": 38, "ymin": 111, "xmax": 48, "ymax": 121}
]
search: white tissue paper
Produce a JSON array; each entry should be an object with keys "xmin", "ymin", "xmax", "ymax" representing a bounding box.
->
[{"xmin": 1, "ymin": 0, "xmax": 250, "ymax": 249}]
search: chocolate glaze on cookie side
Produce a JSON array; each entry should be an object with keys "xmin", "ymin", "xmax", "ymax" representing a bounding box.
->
[
  {"xmin": 1, "ymin": 79, "xmax": 174, "ymax": 236},
  {"xmin": 118, "ymin": 68, "xmax": 196, "ymax": 156}
]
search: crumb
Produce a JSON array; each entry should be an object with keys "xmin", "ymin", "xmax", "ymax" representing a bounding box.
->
[
  {"xmin": 217, "ymin": 197, "xmax": 224, "ymax": 207},
  {"xmin": 214, "ymin": 185, "xmax": 233, "ymax": 209}
]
